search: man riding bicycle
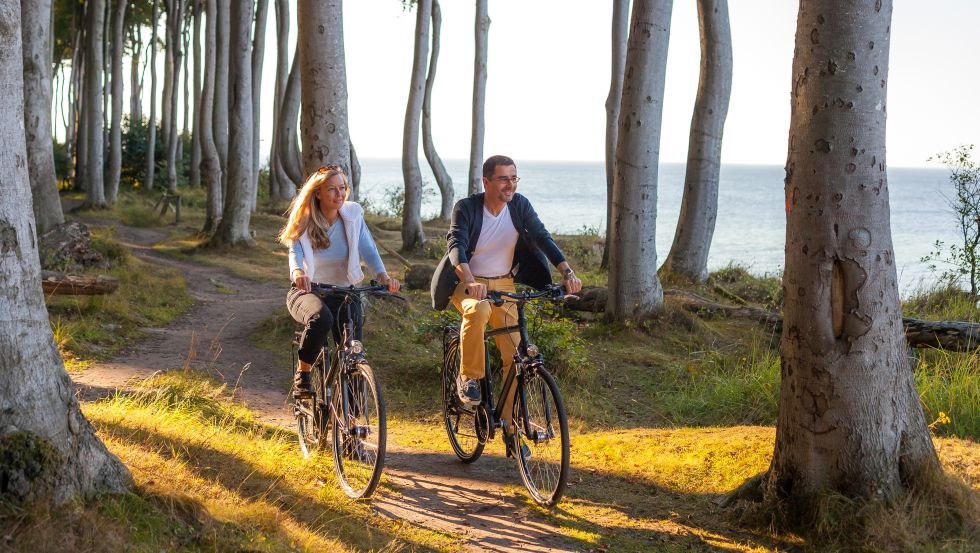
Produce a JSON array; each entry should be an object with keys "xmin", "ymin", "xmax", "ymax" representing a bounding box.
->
[{"xmin": 430, "ymin": 155, "xmax": 582, "ymax": 457}]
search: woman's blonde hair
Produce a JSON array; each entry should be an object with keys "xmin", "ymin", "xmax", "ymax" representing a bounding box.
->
[{"xmin": 277, "ymin": 165, "xmax": 351, "ymax": 248}]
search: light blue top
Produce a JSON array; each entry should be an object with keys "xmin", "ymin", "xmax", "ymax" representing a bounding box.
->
[{"xmin": 288, "ymin": 219, "xmax": 386, "ymax": 286}]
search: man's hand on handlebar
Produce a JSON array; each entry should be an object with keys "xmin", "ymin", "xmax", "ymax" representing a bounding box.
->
[{"xmin": 464, "ymin": 280, "xmax": 487, "ymax": 300}]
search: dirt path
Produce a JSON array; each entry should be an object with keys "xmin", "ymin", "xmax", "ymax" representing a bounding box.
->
[{"xmin": 73, "ymin": 223, "xmax": 583, "ymax": 553}]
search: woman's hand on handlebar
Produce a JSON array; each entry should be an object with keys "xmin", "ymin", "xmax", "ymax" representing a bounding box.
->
[
  {"xmin": 293, "ymin": 270, "xmax": 312, "ymax": 292},
  {"xmin": 377, "ymin": 272, "xmax": 400, "ymax": 293}
]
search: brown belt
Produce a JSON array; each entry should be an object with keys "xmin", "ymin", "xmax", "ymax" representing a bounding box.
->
[{"xmin": 475, "ymin": 273, "xmax": 513, "ymax": 280}]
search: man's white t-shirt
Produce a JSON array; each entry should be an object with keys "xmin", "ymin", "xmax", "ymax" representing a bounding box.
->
[{"xmin": 468, "ymin": 206, "xmax": 519, "ymax": 278}]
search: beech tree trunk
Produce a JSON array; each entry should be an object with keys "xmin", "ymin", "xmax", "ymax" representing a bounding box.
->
[
  {"xmin": 467, "ymin": 0, "xmax": 489, "ymax": 196},
  {"xmin": 145, "ymin": 0, "xmax": 159, "ymax": 190},
  {"xmin": 297, "ymin": 0, "xmax": 351, "ymax": 176},
  {"xmin": 606, "ymin": 0, "xmax": 670, "ymax": 322},
  {"xmin": 601, "ymin": 0, "xmax": 629, "ymax": 271},
  {"xmin": 269, "ymin": 0, "xmax": 293, "ymax": 200},
  {"xmin": 190, "ymin": 0, "xmax": 201, "ymax": 188},
  {"xmin": 763, "ymin": 0, "xmax": 939, "ymax": 512},
  {"xmin": 401, "ymin": 0, "xmax": 430, "ymax": 253},
  {"xmin": 199, "ymin": 0, "xmax": 221, "ymax": 233},
  {"xmin": 82, "ymin": 0, "xmax": 106, "ymax": 207},
  {"xmin": 128, "ymin": 28, "xmax": 142, "ymax": 124},
  {"xmin": 106, "ymin": 0, "xmax": 127, "ymax": 204},
  {"xmin": 0, "ymin": 0, "xmax": 131, "ymax": 503},
  {"xmin": 250, "ymin": 0, "xmax": 269, "ymax": 211},
  {"xmin": 213, "ymin": 0, "xmax": 229, "ymax": 197},
  {"xmin": 164, "ymin": 0, "xmax": 184, "ymax": 194},
  {"xmin": 21, "ymin": 0, "xmax": 64, "ymax": 233},
  {"xmin": 277, "ymin": 46, "xmax": 303, "ymax": 185},
  {"xmin": 349, "ymin": 142, "xmax": 360, "ymax": 199},
  {"xmin": 661, "ymin": 0, "xmax": 733, "ymax": 283},
  {"xmin": 211, "ymin": 0, "xmax": 254, "ymax": 246},
  {"xmin": 423, "ymin": 0, "xmax": 453, "ymax": 222}
]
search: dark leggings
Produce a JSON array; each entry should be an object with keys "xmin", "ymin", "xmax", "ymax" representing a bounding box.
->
[{"xmin": 286, "ymin": 287, "xmax": 364, "ymax": 364}]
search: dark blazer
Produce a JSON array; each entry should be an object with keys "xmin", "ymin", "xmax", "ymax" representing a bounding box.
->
[{"xmin": 430, "ymin": 193, "xmax": 566, "ymax": 310}]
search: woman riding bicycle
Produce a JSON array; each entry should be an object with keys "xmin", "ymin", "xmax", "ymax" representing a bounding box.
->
[{"xmin": 277, "ymin": 164, "xmax": 400, "ymax": 398}]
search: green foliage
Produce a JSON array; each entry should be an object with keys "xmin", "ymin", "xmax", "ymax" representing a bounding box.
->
[
  {"xmin": 915, "ymin": 349, "xmax": 980, "ymax": 439},
  {"xmin": 378, "ymin": 183, "xmax": 437, "ymax": 219},
  {"xmin": 924, "ymin": 144, "xmax": 980, "ymax": 296},
  {"xmin": 709, "ymin": 262, "xmax": 784, "ymax": 310}
]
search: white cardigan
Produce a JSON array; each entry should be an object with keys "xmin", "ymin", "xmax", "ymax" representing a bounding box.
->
[{"xmin": 295, "ymin": 201, "xmax": 366, "ymax": 285}]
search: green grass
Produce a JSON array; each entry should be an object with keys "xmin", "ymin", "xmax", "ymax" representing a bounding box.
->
[
  {"xmin": 28, "ymin": 195, "xmax": 980, "ymax": 551},
  {"xmin": 44, "ymin": 226, "xmax": 193, "ymax": 370}
]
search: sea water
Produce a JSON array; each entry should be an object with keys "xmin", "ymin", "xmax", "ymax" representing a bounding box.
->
[{"xmin": 356, "ymin": 158, "xmax": 958, "ymax": 294}]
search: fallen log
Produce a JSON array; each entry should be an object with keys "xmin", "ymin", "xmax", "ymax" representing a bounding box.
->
[
  {"xmin": 41, "ymin": 270, "xmax": 120, "ymax": 295},
  {"xmin": 564, "ymin": 286, "xmax": 980, "ymax": 353}
]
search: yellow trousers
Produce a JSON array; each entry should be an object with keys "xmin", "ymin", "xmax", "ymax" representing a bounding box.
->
[{"xmin": 451, "ymin": 276, "xmax": 520, "ymax": 433}]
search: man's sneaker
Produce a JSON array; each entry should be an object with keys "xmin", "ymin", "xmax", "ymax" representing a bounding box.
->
[
  {"xmin": 456, "ymin": 373, "xmax": 481, "ymax": 406},
  {"xmin": 506, "ymin": 439, "xmax": 532, "ymax": 462},
  {"xmin": 292, "ymin": 371, "xmax": 312, "ymax": 398}
]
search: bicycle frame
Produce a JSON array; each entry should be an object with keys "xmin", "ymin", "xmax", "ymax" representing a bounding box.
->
[{"xmin": 479, "ymin": 294, "xmax": 547, "ymax": 442}]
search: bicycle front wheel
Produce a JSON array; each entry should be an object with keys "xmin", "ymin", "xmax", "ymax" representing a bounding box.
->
[
  {"xmin": 512, "ymin": 365, "xmax": 570, "ymax": 507},
  {"xmin": 442, "ymin": 333, "xmax": 485, "ymax": 463},
  {"xmin": 296, "ymin": 359, "xmax": 327, "ymax": 459},
  {"xmin": 331, "ymin": 362, "xmax": 386, "ymax": 499}
]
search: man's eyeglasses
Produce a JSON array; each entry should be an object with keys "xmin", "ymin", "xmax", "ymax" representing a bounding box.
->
[{"xmin": 493, "ymin": 176, "xmax": 520, "ymax": 184}]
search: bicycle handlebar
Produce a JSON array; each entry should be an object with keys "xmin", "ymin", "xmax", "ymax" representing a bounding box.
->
[{"xmin": 310, "ymin": 281, "xmax": 405, "ymax": 301}]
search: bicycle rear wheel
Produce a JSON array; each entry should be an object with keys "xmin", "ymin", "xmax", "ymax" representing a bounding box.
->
[
  {"xmin": 295, "ymin": 358, "xmax": 327, "ymax": 459},
  {"xmin": 442, "ymin": 332, "xmax": 485, "ymax": 463},
  {"xmin": 331, "ymin": 362, "xmax": 386, "ymax": 499},
  {"xmin": 512, "ymin": 365, "xmax": 569, "ymax": 507}
]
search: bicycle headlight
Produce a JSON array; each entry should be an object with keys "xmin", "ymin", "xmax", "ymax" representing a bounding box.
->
[
  {"xmin": 526, "ymin": 343, "xmax": 540, "ymax": 357},
  {"xmin": 349, "ymin": 340, "xmax": 364, "ymax": 354}
]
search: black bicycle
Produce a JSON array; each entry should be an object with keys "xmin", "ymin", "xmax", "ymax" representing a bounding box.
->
[
  {"xmin": 441, "ymin": 284, "xmax": 572, "ymax": 507},
  {"xmin": 292, "ymin": 282, "xmax": 394, "ymax": 499}
]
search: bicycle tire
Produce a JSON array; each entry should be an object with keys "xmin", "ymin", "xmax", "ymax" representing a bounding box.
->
[
  {"xmin": 442, "ymin": 333, "xmax": 485, "ymax": 463},
  {"xmin": 512, "ymin": 365, "xmax": 570, "ymax": 507},
  {"xmin": 295, "ymin": 357, "xmax": 328, "ymax": 459},
  {"xmin": 331, "ymin": 362, "xmax": 386, "ymax": 499}
]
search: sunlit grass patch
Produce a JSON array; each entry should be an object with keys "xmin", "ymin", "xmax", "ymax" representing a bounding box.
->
[
  {"xmin": 916, "ymin": 349, "xmax": 980, "ymax": 439},
  {"xmin": 71, "ymin": 370, "xmax": 458, "ymax": 552},
  {"xmin": 45, "ymin": 232, "xmax": 193, "ymax": 370}
]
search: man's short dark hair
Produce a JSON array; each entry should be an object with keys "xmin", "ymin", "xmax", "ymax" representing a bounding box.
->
[{"xmin": 482, "ymin": 155, "xmax": 516, "ymax": 179}]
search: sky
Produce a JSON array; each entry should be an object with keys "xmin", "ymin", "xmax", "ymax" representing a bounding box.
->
[
  {"xmin": 323, "ymin": 0, "xmax": 980, "ymax": 167},
  {"xmin": 51, "ymin": 1, "xmax": 980, "ymax": 169}
]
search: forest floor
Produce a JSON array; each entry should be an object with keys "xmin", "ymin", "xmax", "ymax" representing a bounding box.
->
[
  {"xmin": 68, "ymin": 219, "xmax": 595, "ymax": 552},
  {"xmin": 19, "ymin": 193, "xmax": 977, "ymax": 552}
]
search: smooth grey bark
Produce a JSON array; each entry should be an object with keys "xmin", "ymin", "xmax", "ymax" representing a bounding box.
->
[
  {"xmin": 0, "ymin": 0, "xmax": 131, "ymax": 503},
  {"xmin": 277, "ymin": 46, "xmax": 303, "ymax": 185},
  {"xmin": 423, "ymin": 0, "xmax": 452, "ymax": 222},
  {"xmin": 128, "ymin": 27, "xmax": 142, "ymax": 123},
  {"xmin": 661, "ymin": 0, "xmax": 732, "ymax": 283},
  {"xmin": 199, "ymin": 0, "xmax": 221, "ymax": 233},
  {"xmin": 211, "ymin": 0, "xmax": 254, "ymax": 246},
  {"xmin": 145, "ymin": 0, "xmax": 159, "ymax": 190},
  {"xmin": 106, "ymin": 0, "xmax": 127, "ymax": 204},
  {"xmin": 401, "ymin": 0, "xmax": 430, "ymax": 253},
  {"xmin": 213, "ymin": 0, "xmax": 230, "ymax": 196},
  {"xmin": 165, "ymin": 0, "xmax": 184, "ymax": 193},
  {"xmin": 21, "ymin": 0, "xmax": 64, "ymax": 232},
  {"xmin": 467, "ymin": 0, "xmax": 489, "ymax": 195},
  {"xmin": 764, "ymin": 0, "xmax": 939, "ymax": 508},
  {"xmin": 66, "ymin": 23, "xmax": 82, "ymax": 187},
  {"xmin": 160, "ymin": 2, "xmax": 173, "ymax": 154},
  {"xmin": 269, "ymin": 0, "xmax": 293, "ymax": 200},
  {"xmin": 82, "ymin": 0, "xmax": 106, "ymax": 207},
  {"xmin": 601, "ymin": 0, "xmax": 630, "ymax": 270},
  {"xmin": 606, "ymin": 0, "xmax": 671, "ymax": 322},
  {"xmin": 297, "ymin": 0, "xmax": 350, "ymax": 176},
  {"xmin": 250, "ymin": 0, "xmax": 268, "ymax": 211},
  {"xmin": 190, "ymin": 0, "xmax": 201, "ymax": 188},
  {"xmin": 349, "ymin": 142, "xmax": 360, "ymax": 199}
]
